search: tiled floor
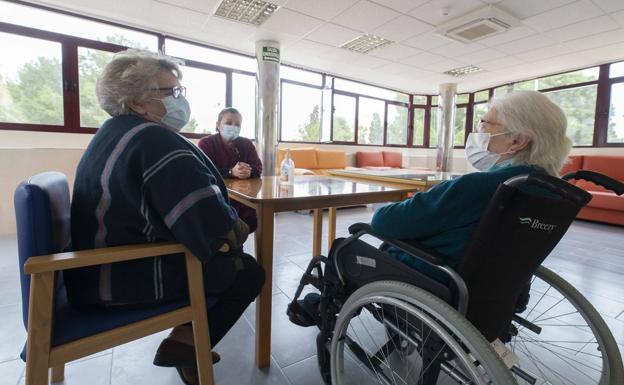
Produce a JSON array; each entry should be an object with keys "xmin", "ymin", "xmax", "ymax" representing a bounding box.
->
[{"xmin": 0, "ymin": 206, "xmax": 622, "ymax": 385}]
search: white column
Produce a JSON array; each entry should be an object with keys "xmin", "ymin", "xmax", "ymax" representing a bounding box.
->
[
  {"xmin": 255, "ymin": 41, "xmax": 280, "ymax": 176},
  {"xmin": 436, "ymin": 83, "xmax": 457, "ymax": 172}
]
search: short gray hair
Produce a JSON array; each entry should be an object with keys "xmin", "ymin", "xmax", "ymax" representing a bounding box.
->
[
  {"xmin": 488, "ymin": 91, "xmax": 571, "ymax": 176},
  {"xmin": 96, "ymin": 50, "xmax": 183, "ymax": 116}
]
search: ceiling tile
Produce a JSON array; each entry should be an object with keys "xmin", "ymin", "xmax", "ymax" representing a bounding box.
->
[
  {"xmin": 150, "ymin": 1, "xmax": 208, "ymax": 33},
  {"xmin": 421, "ymin": 58, "xmax": 465, "ymax": 72},
  {"xmin": 285, "ymin": 0, "xmax": 359, "ymax": 21},
  {"xmin": 610, "ymin": 10, "xmax": 624, "ymax": 26},
  {"xmin": 373, "ymin": 62, "xmax": 418, "ymax": 75},
  {"xmin": 402, "ymin": 32, "xmax": 450, "ymax": 50},
  {"xmin": 369, "ymin": 0, "xmax": 429, "ymax": 13},
  {"xmin": 520, "ymin": 44, "xmax": 574, "ymax": 62},
  {"xmin": 562, "ymin": 29, "xmax": 624, "ymax": 50},
  {"xmin": 408, "ymin": 0, "xmax": 485, "ymax": 26},
  {"xmin": 400, "ymin": 51, "xmax": 447, "ymax": 67},
  {"xmin": 581, "ymin": 41, "xmax": 624, "ymax": 63},
  {"xmin": 249, "ymin": 29, "xmax": 299, "ymax": 48},
  {"xmin": 477, "ymin": 25, "xmax": 537, "ymax": 46},
  {"xmin": 305, "ymin": 23, "xmax": 361, "ymax": 47},
  {"xmin": 496, "ymin": 0, "xmax": 576, "ymax": 19},
  {"xmin": 544, "ymin": 15, "xmax": 619, "ymax": 42},
  {"xmin": 430, "ymin": 41, "xmax": 485, "ymax": 57},
  {"xmin": 156, "ymin": 0, "xmax": 219, "ymax": 14},
  {"xmin": 459, "ymin": 47, "xmax": 507, "ymax": 64},
  {"xmin": 332, "ymin": 0, "xmax": 401, "ymax": 32},
  {"xmin": 355, "ymin": 55, "xmax": 391, "ymax": 69},
  {"xmin": 496, "ymin": 34, "xmax": 556, "ymax": 54},
  {"xmin": 591, "ymin": 0, "xmax": 624, "ymax": 13},
  {"xmin": 202, "ymin": 15, "xmax": 258, "ymax": 39},
  {"xmin": 262, "ymin": 8, "xmax": 324, "ymax": 36},
  {"xmin": 369, "ymin": 43, "xmax": 422, "ymax": 60},
  {"xmin": 523, "ymin": 0, "xmax": 604, "ymax": 32},
  {"xmin": 372, "ymin": 15, "xmax": 433, "ymax": 42},
  {"xmin": 283, "ymin": 39, "xmax": 334, "ymax": 63},
  {"xmin": 478, "ymin": 56, "xmax": 523, "ymax": 71}
]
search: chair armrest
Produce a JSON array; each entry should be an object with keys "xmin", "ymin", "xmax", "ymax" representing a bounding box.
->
[{"xmin": 24, "ymin": 242, "xmax": 186, "ymax": 274}]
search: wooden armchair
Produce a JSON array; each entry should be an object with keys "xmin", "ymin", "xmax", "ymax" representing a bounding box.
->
[{"xmin": 15, "ymin": 172, "xmax": 215, "ymax": 385}]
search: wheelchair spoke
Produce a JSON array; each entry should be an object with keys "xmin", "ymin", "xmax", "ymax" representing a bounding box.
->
[{"xmin": 516, "ymin": 339, "xmax": 578, "ymax": 385}]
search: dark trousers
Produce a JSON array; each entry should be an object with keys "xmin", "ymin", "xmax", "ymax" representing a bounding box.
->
[{"xmin": 205, "ymin": 253, "xmax": 265, "ymax": 346}]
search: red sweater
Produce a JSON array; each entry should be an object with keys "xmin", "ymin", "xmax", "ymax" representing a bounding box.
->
[{"xmin": 197, "ymin": 134, "xmax": 262, "ymax": 179}]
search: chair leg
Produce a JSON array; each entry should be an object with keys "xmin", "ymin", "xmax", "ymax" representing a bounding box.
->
[
  {"xmin": 185, "ymin": 252, "xmax": 215, "ymax": 385},
  {"xmin": 25, "ymin": 272, "xmax": 55, "ymax": 385},
  {"xmin": 50, "ymin": 365, "xmax": 65, "ymax": 383}
]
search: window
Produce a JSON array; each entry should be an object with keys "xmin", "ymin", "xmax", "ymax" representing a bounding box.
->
[
  {"xmin": 472, "ymin": 103, "xmax": 489, "ymax": 132},
  {"xmin": 429, "ymin": 106, "xmax": 439, "ymax": 148},
  {"xmin": 456, "ymin": 94, "xmax": 469, "ymax": 104},
  {"xmin": 165, "ymin": 39, "xmax": 256, "ymax": 73},
  {"xmin": 79, "ymin": 48, "xmax": 114, "ymax": 128},
  {"xmin": 281, "ymin": 82, "xmax": 322, "ymax": 142},
  {"xmin": 180, "ymin": 66, "xmax": 226, "ymax": 134},
  {"xmin": 474, "ymin": 90, "xmax": 489, "ymax": 102},
  {"xmin": 0, "ymin": 1, "xmax": 157, "ymax": 50},
  {"xmin": 494, "ymin": 85, "xmax": 510, "ymax": 96},
  {"xmin": 608, "ymin": 83, "xmax": 624, "ymax": 143},
  {"xmin": 386, "ymin": 104, "xmax": 408, "ymax": 145},
  {"xmin": 412, "ymin": 108, "xmax": 425, "ymax": 146},
  {"xmin": 0, "ymin": 32, "xmax": 63, "ymax": 125},
  {"xmin": 538, "ymin": 68, "xmax": 599, "ymax": 89},
  {"xmin": 455, "ymin": 106, "xmax": 467, "ymax": 146},
  {"xmin": 545, "ymin": 85, "xmax": 597, "ymax": 146},
  {"xmin": 357, "ymin": 97, "xmax": 384, "ymax": 145},
  {"xmin": 332, "ymin": 94, "xmax": 356, "ymax": 142},
  {"xmin": 413, "ymin": 95, "xmax": 427, "ymax": 105},
  {"xmin": 611, "ymin": 62, "xmax": 624, "ymax": 78},
  {"xmin": 334, "ymin": 78, "xmax": 406, "ymax": 101},
  {"xmin": 281, "ymin": 66, "xmax": 322, "ymax": 86},
  {"xmin": 232, "ymin": 73, "xmax": 256, "ymax": 139},
  {"xmin": 514, "ymin": 79, "xmax": 537, "ymax": 91}
]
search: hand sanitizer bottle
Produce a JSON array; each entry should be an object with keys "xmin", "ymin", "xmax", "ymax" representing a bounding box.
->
[{"xmin": 280, "ymin": 149, "xmax": 295, "ymax": 185}]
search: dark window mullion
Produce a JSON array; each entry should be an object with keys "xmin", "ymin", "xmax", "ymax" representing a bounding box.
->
[
  {"xmin": 62, "ymin": 41, "xmax": 80, "ymax": 131},
  {"xmin": 594, "ymin": 63, "xmax": 611, "ymax": 146}
]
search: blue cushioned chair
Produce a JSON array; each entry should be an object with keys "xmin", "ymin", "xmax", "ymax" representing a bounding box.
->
[{"xmin": 14, "ymin": 172, "xmax": 217, "ymax": 385}]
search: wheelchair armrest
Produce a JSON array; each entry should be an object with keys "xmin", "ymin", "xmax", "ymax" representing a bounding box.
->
[
  {"xmin": 348, "ymin": 222, "xmax": 445, "ymax": 266},
  {"xmin": 24, "ymin": 242, "xmax": 187, "ymax": 274}
]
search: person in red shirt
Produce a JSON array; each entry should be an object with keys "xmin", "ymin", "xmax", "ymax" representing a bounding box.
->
[{"xmin": 198, "ymin": 107, "xmax": 262, "ymax": 232}]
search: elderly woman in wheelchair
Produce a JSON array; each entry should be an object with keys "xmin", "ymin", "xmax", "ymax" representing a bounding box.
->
[{"xmin": 287, "ymin": 91, "xmax": 624, "ymax": 385}]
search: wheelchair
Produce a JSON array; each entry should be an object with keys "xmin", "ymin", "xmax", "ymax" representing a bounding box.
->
[{"xmin": 287, "ymin": 170, "xmax": 624, "ymax": 385}]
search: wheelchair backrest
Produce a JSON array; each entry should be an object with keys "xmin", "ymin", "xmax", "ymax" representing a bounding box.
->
[{"xmin": 457, "ymin": 173, "xmax": 592, "ymax": 342}]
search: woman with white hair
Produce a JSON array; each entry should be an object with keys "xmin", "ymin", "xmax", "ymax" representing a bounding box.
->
[
  {"xmin": 370, "ymin": 90, "xmax": 571, "ymax": 274},
  {"xmin": 64, "ymin": 50, "xmax": 265, "ymax": 384}
]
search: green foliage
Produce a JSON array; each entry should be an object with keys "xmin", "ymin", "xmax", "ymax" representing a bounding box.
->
[
  {"xmin": 358, "ymin": 111, "xmax": 383, "ymax": 144},
  {"xmin": 412, "ymin": 109, "xmax": 425, "ymax": 146},
  {"xmin": 546, "ymin": 85, "xmax": 596, "ymax": 146},
  {"xmin": 332, "ymin": 115, "xmax": 353, "ymax": 141},
  {"xmin": 387, "ymin": 108, "xmax": 407, "ymax": 145},
  {"xmin": 297, "ymin": 104, "xmax": 320, "ymax": 142}
]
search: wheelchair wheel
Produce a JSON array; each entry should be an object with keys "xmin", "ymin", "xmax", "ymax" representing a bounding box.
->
[
  {"xmin": 509, "ymin": 266, "xmax": 623, "ymax": 385},
  {"xmin": 331, "ymin": 280, "xmax": 517, "ymax": 385}
]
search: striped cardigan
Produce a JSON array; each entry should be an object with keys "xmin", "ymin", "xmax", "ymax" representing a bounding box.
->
[{"xmin": 64, "ymin": 114, "xmax": 239, "ymax": 306}]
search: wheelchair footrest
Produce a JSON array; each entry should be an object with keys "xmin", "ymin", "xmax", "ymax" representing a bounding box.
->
[{"xmin": 287, "ymin": 293, "xmax": 321, "ymax": 327}]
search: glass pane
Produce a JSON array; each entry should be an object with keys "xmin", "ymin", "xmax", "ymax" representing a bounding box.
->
[
  {"xmin": 412, "ymin": 108, "xmax": 425, "ymax": 146},
  {"xmin": 357, "ymin": 97, "xmax": 384, "ymax": 145},
  {"xmin": 494, "ymin": 85, "xmax": 510, "ymax": 96},
  {"xmin": 413, "ymin": 95, "xmax": 427, "ymax": 105},
  {"xmin": 537, "ymin": 67, "xmax": 599, "ymax": 89},
  {"xmin": 180, "ymin": 66, "xmax": 226, "ymax": 134},
  {"xmin": 611, "ymin": 62, "xmax": 624, "ymax": 78},
  {"xmin": 232, "ymin": 73, "xmax": 256, "ymax": 139},
  {"xmin": 455, "ymin": 106, "xmax": 467, "ymax": 146},
  {"xmin": 0, "ymin": 1, "xmax": 157, "ymax": 50},
  {"xmin": 386, "ymin": 104, "xmax": 408, "ymax": 145},
  {"xmin": 332, "ymin": 94, "xmax": 356, "ymax": 142},
  {"xmin": 0, "ymin": 32, "xmax": 63, "ymax": 125},
  {"xmin": 472, "ymin": 103, "xmax": 489, "ymax": 132},
  {"xmin": 79, "ymin": 48, "xmax": 114, "ymax": 128},
  {"xmin": 321, "ymin": 87, "xmax": 332, "ymax": 142},
  {"xmin": 456, "ymin": 94, "xmax": 469, "ymax": 104},
  {"xmin": 429, "ymin": 106, "xmax": 439, "ymax": 148},
  {"xmin": 608, "ymin": 83, "xmax": 624, "ymax": 143},
  {"xmin": 165, "ymin": 39, "xmax": 256, "ymax": 73},
  {"xmin": 545, "ymin": 85, "xmax": 597, "ymax": 146},
  {"xmin": 474, "ymin": 90, "xmax": 489, "ymax": 102},
  {"xmin": 281, "ymin": 66, "xmax": 322, "ymax": 86},
  {"xmin": 281, "ymin": 82, "xmax": 322, "ymax": 142},
  {"xmin": 334, "ymin": 78, "xmax": 407, "ymax": 101},
  {"xmin": 431, "ymin": 96, "xmax": 439, "ymax": 105},
  {"xmin": 514, "ymin": 79, "xmax": 537, "ymax": 91}
]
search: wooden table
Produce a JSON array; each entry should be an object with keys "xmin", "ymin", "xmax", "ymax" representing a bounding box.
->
[
  {"xmin": 328, "ymin": 169, "xmax": 460, "ymax": 189},
  {"xmin": 225, "ymin": 175, "xmax": 421, "ymax": 368}
]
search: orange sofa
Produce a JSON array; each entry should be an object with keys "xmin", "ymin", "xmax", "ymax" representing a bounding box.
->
[
  {"xmin": 356, "ymin": 151, "xmax": 403, "ymax": 169},
  {"xmin": 561, "ymin": 155, "xmax": 624, "ymax": 226},
  {"xmin": 277, "ymin": 148, "xmax": 347, "ymax": 175}
]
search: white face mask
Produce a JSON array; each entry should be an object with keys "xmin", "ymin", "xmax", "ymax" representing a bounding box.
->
[
  {"xmin": 221, "ymin": 124, "xmax": 241, "ymax": 141},
  {"xmin": 465, "ymin": 132, "xmax": 512, "ymax": 171}
]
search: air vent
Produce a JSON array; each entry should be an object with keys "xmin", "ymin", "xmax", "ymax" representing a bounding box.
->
[
  {"xmin": 434, "ymin": 5, "xmax": 520, "ymax": 43},
  {"xmin": 214, "ymin": 0, "xmax": 279, "ymax": 26},
  {"xmin": 444, "ymin": 65, "xmax": 483, "ymax": 77},
  {"xmin": 341, "ymin": 34, "xmax": 393, "ymax": 54}
]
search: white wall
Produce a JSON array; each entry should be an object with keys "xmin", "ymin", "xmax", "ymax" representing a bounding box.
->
[{"xmin": 1, "ymin": 129, "xmax": 622, "ymax": 234}]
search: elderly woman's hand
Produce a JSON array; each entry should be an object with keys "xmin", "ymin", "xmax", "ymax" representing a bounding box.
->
[{"xmin": 217, "ymin": 218, "xmax": 250, "ymax": 252}]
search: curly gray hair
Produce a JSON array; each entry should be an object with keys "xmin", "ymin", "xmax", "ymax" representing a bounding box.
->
[
  {"xmin": 96, "ymin": 50, "xmax": 183, "ymax": 116},
  {"xmin": 488, "ymin": 90, "xmax": 571, "ymax": 176}
]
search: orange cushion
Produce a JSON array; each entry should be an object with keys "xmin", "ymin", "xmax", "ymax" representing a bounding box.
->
[
  {"xmin": 317, "ymin": 150, "xmax": 346, "ymax": 169},
  {"xmin": 278, "ymin": 148, "xmax": 317, "ymax": 169},
  {"xmin": 582, "ymin": 156, "xmax": 624, "ymax": 181},
  {"xmin": 586, "ymin": 191, "xmax": 624, "ymax": 211},
  {"xmin": 560, "ymin": 155, "xmax": 583, "ymax": 176},
  {"xmin": 356, "ymin": 151, "xmax": 384, "ymax": 167},
  {"xmin": 382, "ymin": 151, "xmax": 402, "ymax": 168}
]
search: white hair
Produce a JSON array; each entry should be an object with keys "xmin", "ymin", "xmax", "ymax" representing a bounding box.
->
[
  {"xmin": 96, "ymin": 50, "xmax": 183, "ymax": 116},
  {"xmin": 488, "ymin": 91, "xmax": 571, "ymax": 176}
]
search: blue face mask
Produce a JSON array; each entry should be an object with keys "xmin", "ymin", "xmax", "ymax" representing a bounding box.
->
[
  {"xmin": 157, "ymin": 95, "xmax": 191, "ymax": 131},
  {"xmin": 221, "ymin": 124, "xmax": 241, "ymax": 141}
]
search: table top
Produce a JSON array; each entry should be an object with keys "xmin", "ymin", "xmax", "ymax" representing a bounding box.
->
[
  {"xmin": 328, "ymin": 169, "xmax": 460, "ymax": 187},
  {"xmin": 225, "ymin": 175, "xmax": 418, "ymax": 203}
]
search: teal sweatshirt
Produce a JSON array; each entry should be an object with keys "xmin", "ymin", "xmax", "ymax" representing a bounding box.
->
[{"xmin": 371, "ymin": 163, "xmax": 539, "ymax": 274}]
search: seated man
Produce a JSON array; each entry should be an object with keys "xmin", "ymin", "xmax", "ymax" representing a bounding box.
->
[
  {"xmin": 198, "ymin": 107, "xmax": 262, "ymax": 232},
  {"xmin": 64, "ymin": 50, "xmax": 264, "ymax": 385}
]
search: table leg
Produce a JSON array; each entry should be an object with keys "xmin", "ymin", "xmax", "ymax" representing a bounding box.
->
[
  {"xmin": 255, "ymin": 203, "xmax": 274, "ymax": 369},
  {"xmin": 312, "ymin": 209, "xmax": 323, "ymax": 257},
  {"xmin": 328, "ymin": 207, "xmax": 337, "ymax": 251}
]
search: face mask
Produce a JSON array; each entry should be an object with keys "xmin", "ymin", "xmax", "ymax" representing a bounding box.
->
[
  {"xmin": 221, "ymin": 124, "xmax": 241, "ymax": 141},
  {"xmin": 465, "ymin": 132, "xmax": 512, "ymax": 171},
  {"xmin": 156, "ymin": 95, "xmax": 191, "ymax": 131}
]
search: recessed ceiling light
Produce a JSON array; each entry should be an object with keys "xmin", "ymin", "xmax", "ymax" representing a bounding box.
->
[
  {"xmin": 341, "ymin": 34, "xmax": 393, "ymax": 54},
  {"xmin": 444, "ymin": 65, "xmax": 483, "ymax": 77},
  {"xmin": 214, "ymin": 0, "xmax": 279, "ymax": 26}
]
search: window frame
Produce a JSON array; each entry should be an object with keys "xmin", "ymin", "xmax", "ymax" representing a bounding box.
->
[{"xmin": 278, "ymin": 78, "xmax": 324, "ymax": 143}]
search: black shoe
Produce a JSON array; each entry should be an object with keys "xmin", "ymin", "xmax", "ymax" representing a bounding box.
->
[{"xmin": 153, "ymin": 338, "xmax": 220, "ymax": 368}]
